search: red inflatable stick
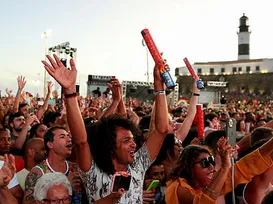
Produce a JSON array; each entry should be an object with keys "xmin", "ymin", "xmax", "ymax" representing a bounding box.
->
[
  {"xmin": 141, "ymin": 28, "xmax": 175, "ymax": 89},
  {"xmin": 183, "ymin": 58, "xmax": 204, "ymax": 89},
  {"xmin": 196, "ymin": 104, "xmax": 205, "ymax": 143}
]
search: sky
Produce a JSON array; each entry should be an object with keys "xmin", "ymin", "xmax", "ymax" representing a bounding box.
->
[{"xmin": 1, "ymin": 0, "xmax": 273, "ymax": 96}]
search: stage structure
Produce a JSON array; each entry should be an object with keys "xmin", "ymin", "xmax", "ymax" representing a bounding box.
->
[
  {"xmin": 48, "ymin": 42, "xmax": 77, "ymax": 96},
  {"xmin": 87, "ymin": 75, "xmax": 115, "ymax": 97},
  {"xmin": 122, "ymin": 80, "xmax": 179, "ymax": 105}
]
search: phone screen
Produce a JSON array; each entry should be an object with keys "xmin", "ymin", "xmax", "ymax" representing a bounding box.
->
[{"xmin": 111, "ymin": 175, "xmax": 131, "ymax": 193}]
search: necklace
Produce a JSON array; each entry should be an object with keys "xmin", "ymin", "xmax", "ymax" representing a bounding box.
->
[{"xmin": 46, "ymin": 158, "xmax": 69, "ymax": 175}]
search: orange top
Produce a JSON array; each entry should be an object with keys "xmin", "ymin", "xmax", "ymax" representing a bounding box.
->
[{"xmin": 165, "ymin": 149, "xmax": 273, "ymax": 204}]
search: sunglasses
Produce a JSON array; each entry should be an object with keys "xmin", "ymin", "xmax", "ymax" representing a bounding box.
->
[{"xmin": 194, "ymin": 156, "xmax": 215, "ymax": 168}]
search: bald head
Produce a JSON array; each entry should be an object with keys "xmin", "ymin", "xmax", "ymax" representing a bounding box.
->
[
  {"xmin": 25, "ymin": 138, "xmax": 46, "ymax": 163},
  {"xmin": 25, "ymin": 138, "xmax": 44, "ymax": 151}
]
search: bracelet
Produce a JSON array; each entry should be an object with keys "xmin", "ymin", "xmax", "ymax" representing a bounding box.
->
[
  {"xmin": 154, "ymin": 90, "xmax": 165, "ymax": 95},
  {"xmin": 193, "ymin": 93, "xmax": 200, "ymax": 96},
  {"xmin": 64, "ymin": 92, "xmax": 77, "ymax": 98},
  {"xmin": 205, "ymin": 186, "xmax": 219, "ymax": 197}
]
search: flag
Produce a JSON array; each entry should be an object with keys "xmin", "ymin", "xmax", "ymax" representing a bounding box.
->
[
  {"xmin": 207, "ymin": 101, "xmax": 214, "ymax": 109},
  {"xmin": 176, "ymin": 98, "xmax": 188, "ymax": 106}
]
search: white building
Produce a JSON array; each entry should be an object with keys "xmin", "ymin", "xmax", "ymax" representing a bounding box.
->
[
  {"xmin": 176, "ymin": 58, "xmax": 272, "ymax": 77},
  {"xmin": 176, "ymin": 14, "xmax": 273, "ymax": 77},
  {"xmin": 175, "ymin": 14, "xmax": 273, "ymax": 98}
]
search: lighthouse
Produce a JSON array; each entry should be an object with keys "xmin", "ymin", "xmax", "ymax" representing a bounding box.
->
[{"xmin": 238, "ymin": 13, "xmax": 250, "ymax": 60}]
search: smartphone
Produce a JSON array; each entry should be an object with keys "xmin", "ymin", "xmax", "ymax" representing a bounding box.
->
[
  {"xmin": 26, "ymin": 97, "xmax": 31, "ymax": 105},
  {"xmin": 226, "ymin": 118, "xmax": 237, "ymax": 148},
  {"xmin": 147, "ymin": 180, "xmax": 160, "ymax": 191},
  {"xmin": 110, "ymin": 174, "xmax": 131, "ymax": 193},
  {"xmin": 49, "ymin": 99, "xmax": 56, "ymax": 105}
]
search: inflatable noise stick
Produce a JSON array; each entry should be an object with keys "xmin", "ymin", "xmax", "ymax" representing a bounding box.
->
[
  {"xmin": 196, "ymin": 104, "xmax": 205, "ymax": 144},
  {"xmin": 141, "ymin": 28, "xmax": 175, "ymax": 89},
  {"xmin": 183, "ymin": 57, "xmax": 204, "ymax": 89}
]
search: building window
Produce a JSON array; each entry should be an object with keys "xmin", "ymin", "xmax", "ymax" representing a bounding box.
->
[
  {"xmin": 232, "ymin": 67, "xmax": 237, "ymax": 73},
  {"xmin": 197, "ymin": 68, "xmax": 202, "ymax": 75},
  {"xmin": 238, "ymin": 67, "xmax": 242, "ymax": 72},
  {"xmin": 246, "ymin": 66, "xmax": 251, "ymax": 73},
  {"xmin": 256, "ymin": 66, "xmax": 260, "ymax": 71},
  {"xmin": 210, "ymin": 68, "xmax": 214, "ymax": 74},
  {"xmin": 221, "ymin": 68, "xmax": 225, "ymax": 73}
]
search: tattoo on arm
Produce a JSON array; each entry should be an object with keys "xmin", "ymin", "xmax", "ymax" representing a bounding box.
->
[{"xmin": 24, "ymin": 168, "xmax": 43, "ymax": 201}]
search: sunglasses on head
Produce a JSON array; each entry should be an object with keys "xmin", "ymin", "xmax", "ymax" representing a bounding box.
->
[{"xmin": 194, "ymin": 156, "xmax": 215, "ymax": 168}]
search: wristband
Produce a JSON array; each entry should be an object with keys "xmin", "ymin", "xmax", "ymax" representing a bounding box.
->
[
  {"xmin": 205, "ymin": 186, "xmax": 219, "ymax": 197},
  {"xmin": 193, "ymin": 93, "xmax": 200, "ymax": 96},
  {"xmin": 64, "ymin": 92, "xmax": 77, "ymax": 98},
  {"xmin": 154, "ymin": 90, "xmax": 165, "ymax": 95}
]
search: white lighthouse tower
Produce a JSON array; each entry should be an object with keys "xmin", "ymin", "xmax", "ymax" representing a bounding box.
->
[{"xmin": 238, "ymin": 13, "xmax": 251, "ymax": 60}]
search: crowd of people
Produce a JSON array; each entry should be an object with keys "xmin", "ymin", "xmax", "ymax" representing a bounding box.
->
[{"xmin": 0, "ymin": 54, "xmax": 273, "ymax": 204}]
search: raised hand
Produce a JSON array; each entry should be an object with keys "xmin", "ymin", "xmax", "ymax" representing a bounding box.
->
[
  {"xmin": 5, "ymin": 88, "xmax": 12, "ymax": 96},
  {"xmin": 0, "ymin": 154, "xmax": 16, "ymax": 187},
  {"xmin": 107, "ymin": 78, "xmax": 122, "ymax": 102},
  {"xmin": 47, "ymin": 81, "xmax": 54, "ymax": 93},
  {"xmin": 153, "ymin": 61, "xmax": 165, "ymax": 90},
  {"xmin": 26, "ymin": 114, "xmax": 39, "ymax": 126},
  {"xmin": 192, "ymin": 78, "xmax": 201, "ymax": 94},
  {"xmin": 42, "ymin": 54, "xmax": 77, "ymax": 94},
  {"xmin": 217, "ymin": 137, "xmax": 234, "ymax": 169},
  {"xmin": 17, "ymin": 76, "xmax": 27, "ymax": 91}
]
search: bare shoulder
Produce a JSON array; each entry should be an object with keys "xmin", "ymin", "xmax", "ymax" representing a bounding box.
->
[
  {"xmin": 177, "ymin": 185, "xmax": 194, "ymax": 203},
  {"xmin": 23, "ymin": 167, "xmax": 43, "ymax": 202}
]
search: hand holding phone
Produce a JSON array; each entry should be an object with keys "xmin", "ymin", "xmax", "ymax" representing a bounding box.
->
[
  {"xmin": 147, "ymin": 180, "xmax": 160, "ymax": 191},
  {"xmin": 110, "ymin": 172, "xmax": 131, "ymax": 193},
  {"xmin": 226, "ymin": 118, "xmax": 237, "ymax": 148}
]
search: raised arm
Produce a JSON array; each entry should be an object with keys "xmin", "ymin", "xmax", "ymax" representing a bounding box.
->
[
  {"xmin": 176, "ymin": 79, "xmax": 200, "ymax": 142},
  {"xmin": 146, "ymin": 62, "xmax": 169, "ymax": 160},
  {"xmin": 11, "ymin": 114, "xmax": 37, "ymax": 150},
  {"xmin": 42, "ymin": 54, "xmax": 92, "ymax": 172},
  {"xmin": 13, "ymin": 76, "xmax": 26, "ymax": 113},
  {"xmin": 98, "ymin": 78, "xmax": 122, "ymax": 119},
  {"xmin": 116, "ymin": 79, "xmax": 126, "ymax": 116},
  {"xmin": 36, "ymin": 81, "xmax": 53, "ymax": 120}
]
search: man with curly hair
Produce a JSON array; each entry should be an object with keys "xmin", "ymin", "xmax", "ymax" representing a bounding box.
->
[{"xmin": 41, "ymin": 54, "xmax": 169, "ymax": 203}]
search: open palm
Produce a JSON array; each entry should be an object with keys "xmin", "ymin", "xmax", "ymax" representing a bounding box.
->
[
  {"xmin": 42, "ymin": 54, "xmax": 77, "ymax": 90},
  {"xmin": 0, "ymin": 154, "xmax": 15, "ymax": 187}
]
